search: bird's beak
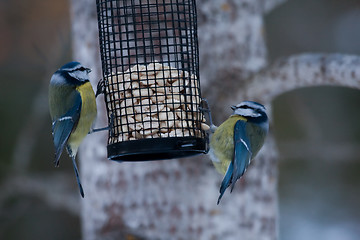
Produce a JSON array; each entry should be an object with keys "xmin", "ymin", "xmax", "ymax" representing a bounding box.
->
[{"xmin": 231, "ymin": 105, "xmax": 236, "ymax": 110}]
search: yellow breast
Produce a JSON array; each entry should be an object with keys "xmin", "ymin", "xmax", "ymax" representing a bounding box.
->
[
  {"xmin": 68, "ymin": 81, "xmax": 97, "ymax": 156},
  {"xmin": 210, "ymin": 115, "xmax": 247, "ymax": 174}
]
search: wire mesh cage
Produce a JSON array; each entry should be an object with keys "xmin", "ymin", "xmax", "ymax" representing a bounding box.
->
[{"xmin": 96, "ymin": 0, "xmax": 209, "ymax": 161}]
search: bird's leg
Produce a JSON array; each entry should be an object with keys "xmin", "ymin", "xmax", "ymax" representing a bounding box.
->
[
  {"xmin": 199, "ymin": 98, "xmax": 217, "ymax": 133},
  {"xmin": 89, "ymin": 113, "xmax": 115, "ymax": 134},
  {"xmin": 95, "ymin": 78, "xmax": 105, "ymax": 98},
  {"xmin": 90, "ymin": 126, "xmax": 108, "ymax": 133},
  {"xmin": 71, "ymin": 155, "xmax": 84, "ymax": 198}
]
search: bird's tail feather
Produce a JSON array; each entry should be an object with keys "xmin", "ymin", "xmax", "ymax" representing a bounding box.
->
[
  {"xmin": 217, "ymin": 162, "xmax": 233, "ymax": 205},
  {"xmin": 71, "ymin": 155, "xmax": 84, "ymax": 198}
]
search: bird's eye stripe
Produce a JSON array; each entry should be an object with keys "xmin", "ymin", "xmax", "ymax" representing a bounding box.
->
[
  {"xmin": 70, "ymin": 67, "xmax": 87, "ymax": 72},
  {"xmin": 238, "ymin": 105, "xmax": 252, "ymax": 109}
]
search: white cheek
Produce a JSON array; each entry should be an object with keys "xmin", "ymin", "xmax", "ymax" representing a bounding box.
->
[
  {"xmin": 234, "ymin": 108, "xmax": 261, "ymax": 117},
  {"xmin": 69, "ymin": 70, "xmax": 89, "ymax": 81}
]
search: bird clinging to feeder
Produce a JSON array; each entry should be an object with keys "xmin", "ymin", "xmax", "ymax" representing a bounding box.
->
[
  {"xmin": 205, "ymin": 101, "xmax": 269, "ymax": 204},
  {"xmin": 49, "ymin": 61, "xmax": 97, "ymax": 198}
]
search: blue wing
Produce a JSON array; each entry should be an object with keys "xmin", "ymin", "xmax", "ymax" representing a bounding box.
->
[
  {"xmin": 52, "ymin": 92, "xmax": 82, "ymax": 167},
  {"xmin": 217, "ymin": 120, "xmax": 252, "ymax": 204},
  {"xmin": 231, "ymin": 120, "xmax": 252, "ymax": 191}
]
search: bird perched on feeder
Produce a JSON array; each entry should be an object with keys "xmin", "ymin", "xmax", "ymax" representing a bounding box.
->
[
  {"xmin": 203, "ymin": 100, "xmax": 268, "ymax": 204},
  {"xmin": 49, "ymin": 61, "xmax": 97, "ymax": 198}
]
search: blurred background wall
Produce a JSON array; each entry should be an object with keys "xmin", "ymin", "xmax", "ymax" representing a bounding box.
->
[
  {"xmin": 0, "ymin": 0, "xmax": 360, "ymax": 239},
  {"xmin": 266, "ymin": 1, "xmax": 360, "ymax": 239},
  {"xmin": 0, "ymin": 1, "xmax": 79, "ymax": 239}
]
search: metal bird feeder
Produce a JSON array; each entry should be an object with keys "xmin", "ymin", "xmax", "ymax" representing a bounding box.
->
[{"xmin": 96, "ymin": 0, "xmax": 208, "ymax": 161}]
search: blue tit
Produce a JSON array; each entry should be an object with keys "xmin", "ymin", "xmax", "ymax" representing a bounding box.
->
[
  {"xmin": 49, "ymin": 61, "xmax": 97, "ymax": 198},
  {"xmin": 208, "ymin": 101, "xmax": 268, "ymax": 204}
]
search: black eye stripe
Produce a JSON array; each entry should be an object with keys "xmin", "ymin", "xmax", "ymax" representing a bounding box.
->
[
  {"xmin": 238, "ymin": 105, "xmax": 252, "ymax": 109},
  {"xmin": 69, "ymin": 66, "xmax": 86, "ymax": 72}
]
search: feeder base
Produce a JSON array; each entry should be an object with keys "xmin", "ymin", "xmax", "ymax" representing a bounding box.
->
[{"xmin": 107, "ymin": 137, "xmax": 208, "ymax": 161}]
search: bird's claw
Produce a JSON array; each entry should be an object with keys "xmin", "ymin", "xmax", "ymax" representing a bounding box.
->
[
  {"xmin": 200, "ymin": 98, "xmax": 215, "ymax": 131},
  {"xmin": 95, "ymin": 79, "xmax": 105, "ymax": 98},
  {"xmin": 199, "ymin": 98, "xmax": 211, "ymax": 113}
]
